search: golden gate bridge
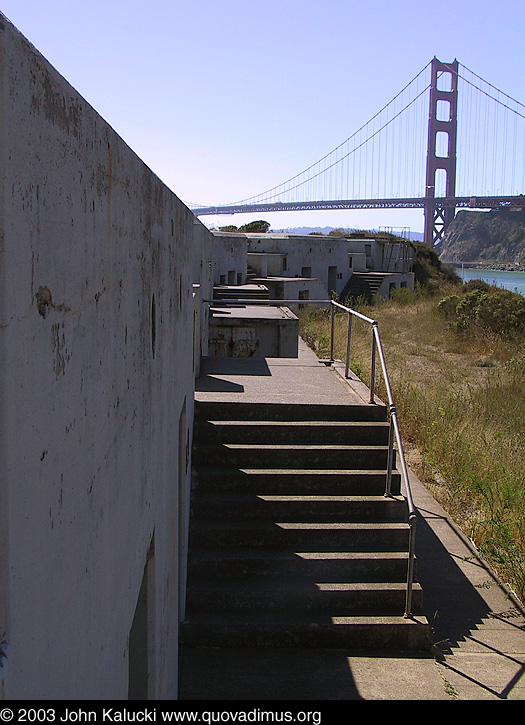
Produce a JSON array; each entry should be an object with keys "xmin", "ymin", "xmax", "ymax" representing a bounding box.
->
[{"xmin": 188, "ymin": 58, "xmax": 525, "ymax": 247}]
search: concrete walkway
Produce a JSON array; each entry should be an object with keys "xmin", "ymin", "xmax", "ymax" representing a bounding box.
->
[
  {"xmin": 181, "ymin": 339, "xmax": 525, "ymax": 701},
  {"xmin": 194, "ymin": 338, "xmax": 368, "ymax": 407}
]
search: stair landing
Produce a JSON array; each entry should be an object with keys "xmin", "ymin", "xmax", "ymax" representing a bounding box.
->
[{"xmin": 195, "ymin": 336, "xmax": 370, "ymax": 407}]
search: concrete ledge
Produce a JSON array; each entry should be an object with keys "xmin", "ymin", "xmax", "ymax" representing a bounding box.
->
[{"xmin": 209, "ymin": 305, "xmax": 299, "ymax": 358}]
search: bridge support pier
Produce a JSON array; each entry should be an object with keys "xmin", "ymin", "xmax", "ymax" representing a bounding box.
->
[{"xmin": 424, "ymin": 58, "xmax": 459, "ymax": 247}]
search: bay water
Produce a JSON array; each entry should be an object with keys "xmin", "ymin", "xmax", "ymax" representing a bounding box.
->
[{"xmin": 458, "ymin": 267, "xmax": 525, "ymax": 297}]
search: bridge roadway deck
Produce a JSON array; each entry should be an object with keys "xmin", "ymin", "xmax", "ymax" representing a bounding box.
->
[{"xmin": 181, "ymin": 339, "xmax": 525, "ymax": 701}]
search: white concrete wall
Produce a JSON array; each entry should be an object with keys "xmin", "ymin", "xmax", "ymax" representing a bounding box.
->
[
  {"xmin": 252, "ymin": 277, "xmax": 329, "ymax": 303},
  {"xmin": 377, "ymin": 273, "xmax": 415, "ymax": 298},
  {"xmin": 212, "ymin": 232, "xmax": 247, "ymax": 286},
  {"xmin": 192, "ymin": 218, "xmax": 214, "ymax": 363},
  {"xmin": 247, "ymin": 252, "xmax": 287, "ymax": 278},
  {"xmin": 245, "ymin": 235, "xmax": 414, "ymax": 287},
  {"xmin": 0, "ymin": 15, "xmax": 198, "ymax": 699},
  {"xmin": 348, "ymin": 252, "xmax": 367, "ymax": 272},
  {"xmin": 345, "ymin": 239, "xmax": 375, "ymax": 270},
  {"xmin": 355, "ymin": 238, "xmax": 413, "ymax": 274},
  {"xmin": 246, "ymin": 234, "xmax": 351, "ymax": 296}
]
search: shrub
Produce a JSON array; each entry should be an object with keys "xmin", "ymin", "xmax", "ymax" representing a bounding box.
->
[
  {"xmin": 436, "ymin": 294, "xmax": 460, "ymax": 319},
  {"xmin": 475, "ymin": 289, "xmax": 525, "ymax": 335},
  {"xmin": 411, "ymin": 241, "xmax": 461, "ymax": 288},
  {"xmin": 437, "ymin": 287, "xmax": 525, "ymax": 337},
  {"xmin": 462, "ymin": 278, "xmax": 495, "ymax": 293}
]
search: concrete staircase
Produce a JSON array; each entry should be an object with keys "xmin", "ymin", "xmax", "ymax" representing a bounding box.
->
[
  {"xmin": 180, "ymin": 400, "xmax": 431, "ymax": 651},
  {"xmin": 246, "ymin": 264, "xmax": 257, "ymax": 281},
  {"xmin": 213, "ymin": 284, "xmax": 269, "ymax": 301},
  {"xmin": 341, "ymin": 272, "xmax": 387, "ymax": 301}
]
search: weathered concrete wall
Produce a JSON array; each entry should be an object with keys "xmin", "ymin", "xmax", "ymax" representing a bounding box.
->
[
  {"xmin": 212, "ymin": 232, "xmax": 247, "ymax": 286},
  {"xmin": 209, "ymin": 307, "xmax": 298, "ymax": 358},
  {"xmin": 245, "ymin": 234, "xmax": 351, "ymax": 296},
  {"xmin": 247, "ymin": 252, "xmax": 287, "ymax": 278},
  {"xmin": 246, "ymin": 235, "xmax": 414, "ymax": 291},
  {"xmin": 377, "ymin": 273, "xmax": 415, "ymax": 297},
  {"xmin": 348, "ymin": 252, "xmax": 367, "ymax": 272},
  {"xmin": 251, "ymin": 276, "xmax": 328, "ymax": 303},
  {"xmin": 364, "ymin": 239, "xmax": 413, "ymax": 274},
  {"xmin": 0, "ymin": 15, "xmax": 197, "ymax": 699},
  {"xmin": 192, "ymin": 218, "xmax": 214, "ymax": 365}
]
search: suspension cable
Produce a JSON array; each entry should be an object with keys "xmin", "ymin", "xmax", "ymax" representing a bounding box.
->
[
  {"xmin": 227, "ymin": 61, "xmax": 433, "ymax": 206},
  {"xmin": 233, "ymin": 83, "xmax": 431, "ymax": 205},
  {"xmin": 459, "ymin": 63, "xmax": 525, "ymax": 110}
]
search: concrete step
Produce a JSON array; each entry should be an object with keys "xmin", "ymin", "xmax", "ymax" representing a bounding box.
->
[
  {"xmin": 192, "ymin": 468, "xmax": 402, "ymax": 496},
  {"xmin": 194, "ymin": 420, "xmax": 391, "ymax": 445},
  {"xmin": 341, "ymin": 273, "xmax": 387, "ymax": 302},
  {"xmin": 189, "ymin": 521, "xmax": 410, "ymax": 551},
  {"xmin": 191, "ymin": 494, "xmax": 407, "ymax": 522},
  {"xmin": 187, "ymin": 550, "xmax": 412, "ymax": 582},
  {"xmin": 186, "ymin": 397, "xmax": 431, "ymax": 653},
  {"xmin": 195, "ymin": 401, "xmax": 388, "ymax": 423},
  {"xmin": 198, "ymin": 444, "xmax": 394, "ymax": 470},
  {"xmin": 186, "ymin": 580, "xmax": 423, "ymax": 615},
  {"xmin": 213, "ymin": 285, "xmax": 269, "ymax": 300},
  {"xmin": 179, "ymin": 612, "xmax": 431, "ymax": 650}
]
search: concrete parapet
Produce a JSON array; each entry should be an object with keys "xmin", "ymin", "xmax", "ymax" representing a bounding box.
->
[
  {"xmin": 209, "ymin": 305, "xmax": 299, "ymax": 358},
  {"xmin": 0, "ymin": 13, "xmax": 197, "ymax": 699}
]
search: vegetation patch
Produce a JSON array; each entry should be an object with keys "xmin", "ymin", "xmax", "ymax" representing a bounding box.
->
[
  {"xmin": 219, "ymin": 220, "xmax": 271, "ymax": 233},
  {"xmin": 298, "ymin": 264, "xmax": 525, "ymax": 603},
  {"xmin": 437, "ymin": 279, "xmax": 525, "ymax": 337}
]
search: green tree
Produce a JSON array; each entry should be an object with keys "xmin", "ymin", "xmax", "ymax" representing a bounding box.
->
[{"xmin": 237, "ymin": 220, "xmax": 271, "ymax": 233}]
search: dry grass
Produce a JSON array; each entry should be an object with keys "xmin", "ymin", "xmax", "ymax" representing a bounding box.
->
[{"xmin": 298, "ymin": 287, "xmax": 525, "ymax": 603}]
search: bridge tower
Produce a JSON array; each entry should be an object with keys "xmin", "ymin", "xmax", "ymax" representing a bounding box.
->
[{"xmin": 424, "ymin": 58, "xmax": 459, "ymax": 246}]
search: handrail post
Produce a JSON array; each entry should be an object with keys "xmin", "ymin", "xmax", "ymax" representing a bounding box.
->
[
  {"xmin": 404, "ymin": 516, "xmax": 417, "ymax": 618},
  {"xmin": 385, "ymin": 406, "xmax": 395, "ymax": 496},
  {"xmin": 344, "ymin": 312, "xmax": 352, "ymax": 379},
  {"xmin": 369, "ymin": 324, "xmax": 377, "ymax": 404},
  {"xmin": 330, "ymin": 303, "xmax": 335, "ymax": 362}
]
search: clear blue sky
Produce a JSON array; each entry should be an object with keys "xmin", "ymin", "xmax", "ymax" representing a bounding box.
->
[{"xmin": 2, "ymin": 0, "xmax": 525, "ymax": 233}]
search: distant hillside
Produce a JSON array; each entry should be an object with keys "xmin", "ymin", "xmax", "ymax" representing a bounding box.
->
[
  {"xmin": 437, "ymin": 208, "xmax": 525, "ymax": 268},
  {"xmin": 274, "ymin": 226, "xmax": 337, "ymax": 235},
  {"xmin": 411, "ymin": 241, "xmax": 461, "ymax": 290},
  {"xmin": 275, "ymin": 226, "xmax": 424, "ymax": 242}
]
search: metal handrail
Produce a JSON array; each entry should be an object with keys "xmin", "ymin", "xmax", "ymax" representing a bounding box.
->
[
  {"xmin": 329, "ymin": 299, "xmax": 417, "ymax": 617},
  {"xmin": 205, "ymin": 299, "xmax": 332, "ymax": 304},
  {"xmin": 204, "ymin": 296, "xmax": 417, "ymax": 617}
]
